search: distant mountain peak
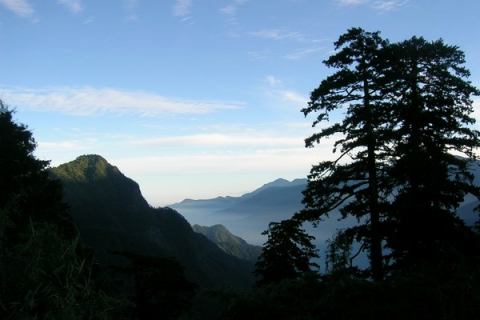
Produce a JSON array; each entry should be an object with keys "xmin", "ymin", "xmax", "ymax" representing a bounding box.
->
[{"xmin": 53, "ymin": 154, "xmax": 122, "ymax": 183}]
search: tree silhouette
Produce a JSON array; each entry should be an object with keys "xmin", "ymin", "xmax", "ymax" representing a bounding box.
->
[
  {"xmin": 0, "ymin": 101, "xmax": 126, "ymax": 319},
  {"xmin": 0, "ymin": 101, "xmax": 73, "ymax": 240},
  {"xmin": 296, "ymin": 29, "xmax": 480, "ymax": 278},
  {"xmin": 381, "ymin": 37, "xmax": 480, "ymax": 269},
  {"xmin": 295, "ymin": 28, "xmax": 393, "ymax": 281},
  {"xmin": 254, "ymin": 219, "xmax": 319, "ymax": 286}
]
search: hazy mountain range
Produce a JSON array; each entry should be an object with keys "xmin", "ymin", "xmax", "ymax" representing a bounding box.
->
[
  {"xmin": 169, "ymin": 159, "xmax": 480, "ymax": 270},
  {"xmin": 169, "ymin": 178, "xmax": 308, "ymax": 245},
  {"xmin": 49, "ymin": 154, "xmax": 480, "ymax": 286}
]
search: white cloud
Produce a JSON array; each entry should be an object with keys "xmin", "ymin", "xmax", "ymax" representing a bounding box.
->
[
  {"xmin": 337, "ymin": 0, "xmax": 369, "ymax": 5},
  {"xmin": 249, "ymin": 29, "xmax": 306, "ymax": 42},
  {"xmin": 247, "ymin": 51, "xmax": 270, "ymax": 60},
  {"xmin": 0, "ymin": 0, "xmax": 34, "ymax": 18},
  {"xmin": 281, "ymin": 91, "xmax": 308, "ymax": 105},
  {"xmin": 57, "ymin": 0, "xmax": 82, "ymax": 14},
  {"xmin": 265, "ymin": 75, "xmax": 281, "ymax": 87},
  {"xmin": 113, "ymin": 147, "xmax": 329, "ymax": 205},
  {"xmin": 336, "ymin": 0, "xmax": 409, "ymax": 11},
  {"xmin": 337, "ymin": 0, "xmax": 370, "ymax": 5},
  {"xmin": 372, "ymin": 1, "xmax": 408, "ymax": 12},
  {"xmin": 283, "ymin": 46, "xmax": 323, "ymax": 60},
  {"xmin": 38, "ymin": 140, "xmax": 90, "ymax": 152},
  {"xmin": 116, "ymin": 149, "xmax": 323, "ymax": 176},
  {"xmin": 173, "ymin": 0, "xmax": 192, "ymax": 18},
  {"xmin": 219, "ymin": 5, "xmax": 236, "ymax": 15},
  {"xmin": 122, "ymin": 0, "xmax": 138, "ymax": 21},
  {"xmin": 1, "ymin": 86, "xmax": 242, "ymax": 117},
  {"xmin": 122, "ymin": 0, "xmax": 137, "ymax": 9},
  {"xmin": 123, "ymin": 133, "xmax": 303, "ymax": 149}
]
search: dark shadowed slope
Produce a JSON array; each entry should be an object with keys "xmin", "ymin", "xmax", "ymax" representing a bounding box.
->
[
  {"xmin": 50, "ymin": 154, "xmax": 255, "ymax": 290},
  {"xmin": 193, "ymin": 224, "xmax": 263, "ymax": 263}
]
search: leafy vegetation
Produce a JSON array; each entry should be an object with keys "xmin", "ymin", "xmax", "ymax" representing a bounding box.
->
[
  {"xmin": 254, "ymin": 219, "xmax": 319, "ymax": 286},
  {"xmin": 0, "ymin": 103, "xmax": 128, "ymax": 319}
]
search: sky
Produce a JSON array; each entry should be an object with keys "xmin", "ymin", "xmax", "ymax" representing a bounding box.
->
[{"xmin": 1, "ymin": 0, "xmax": 480, "ymax": 207}]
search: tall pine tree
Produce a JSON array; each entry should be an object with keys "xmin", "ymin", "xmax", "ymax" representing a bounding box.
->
[
  {"xmin": 382, "ymin": 37, "xmax": 480, "ymax": 270},
  {"xmin": 297, "ymin": 29, "xmax": 480, "ymax": 279},
  {"xmin": 296, "ymin": 28, "xmax": 392, "ymax": 281}
]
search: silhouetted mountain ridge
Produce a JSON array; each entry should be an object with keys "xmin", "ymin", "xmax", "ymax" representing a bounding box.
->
[{"xmin": 50, "ymin": 154, "xmax": 255, "ymax": 290}]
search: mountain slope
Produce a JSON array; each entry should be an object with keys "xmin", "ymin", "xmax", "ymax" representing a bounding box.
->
[
  {"xmin": 193, "ymin": 224, "xmax": 262, "ymax": 263},
  {"xmin": 50, "ymin": 154, "xmax": 255, "ymax": 290}
]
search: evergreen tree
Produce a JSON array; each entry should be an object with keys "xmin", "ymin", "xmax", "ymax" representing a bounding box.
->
[
  {"xmin": 0, "ymin": 101, "xmax": 73, "ymax": 241},
  {"xmin": 296, "ymin": 29, "xmax": 480, "ymax": 278},
  {"xmin": 382, "ymin": 37, "xmax": 480, "ymax": 269},
  {"xmin": 0, "ymin": 101, "xmax": 127, "ymax": 319},
  {"xmin": 295, "ymin": 28, "xmax": 392, "ymax": 281},
  {"xmin": 254, "ymin": 219, "xmax": 319, "ymax": 286}
]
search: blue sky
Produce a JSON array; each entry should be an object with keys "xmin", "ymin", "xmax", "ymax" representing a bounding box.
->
[{"xmin": 1, "ymin": 0, "xmax": 479, "ymax": 206}]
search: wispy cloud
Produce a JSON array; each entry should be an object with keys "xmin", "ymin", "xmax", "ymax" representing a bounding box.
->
[
  {"xmin": 337, "ymin": 0, "xmax": 369, "ymax": 5},
  {"xmin": 1, "ymin": 86, "xmax": 242, "ymax": 117},
  {"xmin": 123, "ymin": 133, "xmax": 302, "ymax": 148},
  {"xmin": 337, "ymin": 0, "xmax": 409, "ymax": 12},
  {"xmin": 372, "ymin": 1, "xmax": 408, "ymax": 12},
  {"xmin": 219, "ymin": 5, "xmax": 236, "ymax": 15},
  {"xmin": 265, "ymin": 75, "xmax": 281, "ymax": 87},
  {"xmin": 0, "ymin": 0, "xmax": 35, "ymax": 19},
  {"xmin": 281, "ymin": 91, "xmax": 308, "ymax": 105},
  {"xmin": 122, "ymin": 0, "xmax": 138, "ymax": 21},
  {"xmin": 283, "ymin": 46, "xmax": 323, "ymax": 60},
  {"xmin": 247, "ymin": 51, "xmax": 270, "ymax": 60},
  {"xmin": 219, "ymin": 0, "xmax": 250, "ymax": 24},
  {"xmin": 248, "ymin": 29, "xmax": 306, "ymax": 42},
  {"xmin": 57, "ymin": 0, "xmax": 82, "ymax": 14},
  {"xmin": 261, "ymin": 85, "xmax": 309, "ymax": 113},
  {"xmin": 173, "ymin": 0, "xmax": 192, "ymax": 20}
]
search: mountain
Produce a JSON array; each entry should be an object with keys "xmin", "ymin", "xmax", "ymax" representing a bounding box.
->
[
  {"xmin": 192, "ymin": 224, "xmax": 263, "ymax": 263},
  {"xmin": 170, "ymin": 165, "xmax": 480, "ymax": 270},
  {"xmin": 169, "ymin": 178, "xmax": 308, "ymax": 245},
  {"xmin": 50, "ymin": 154, "xmax": 255, "ymax": 290}
]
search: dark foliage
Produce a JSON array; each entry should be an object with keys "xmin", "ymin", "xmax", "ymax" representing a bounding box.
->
[
  {"xmin": 224, "ymin": 258, "xmax": 480, "ymax": 320},
  {"xmin": 111, "ymin": 252, "xmax": 197, "ymax": 320},
  {"xmin": 254, "ymin": 219, "xmax": 319, "ymax": 286},
  {"xmin": 381, "ymin": 36, "xmax": 480, "ymax": 270},
  {"xmin": 296, "ymin": 28, "xmax": 480, "ymax": 278},
  {"xmin": 0, "ymin": 103, "xmax": 74, "ymax": 242},
  {"xmin": 0, "ymin": 101, "xmax": 127, "ymax": 319}
]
